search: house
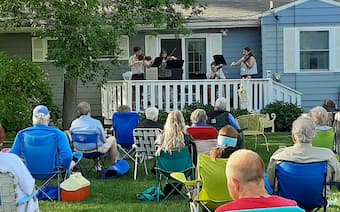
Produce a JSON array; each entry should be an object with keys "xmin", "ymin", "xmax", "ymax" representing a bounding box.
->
[{"xmin": 0, "ymin": 0, "xmax": 339, "ymax": 118}]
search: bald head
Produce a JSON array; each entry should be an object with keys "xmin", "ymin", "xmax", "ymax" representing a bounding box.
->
[{"xmin": 227, "ymin": 149, "xmax": 265, "ymax": 184}]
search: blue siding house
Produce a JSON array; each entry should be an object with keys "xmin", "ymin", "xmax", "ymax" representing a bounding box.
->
[{"xmin": 261, "ymin": 0, "xmax": 340, "ymax": 110}]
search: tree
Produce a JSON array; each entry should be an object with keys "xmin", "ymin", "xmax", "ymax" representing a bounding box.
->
[{"xmin": 0, "ymin": 0, "xmax": 203, "ymax": 129}]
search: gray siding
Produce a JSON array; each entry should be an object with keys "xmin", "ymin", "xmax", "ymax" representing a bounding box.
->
[
  {"xmin": 222, "ymin": 27, "xmax": 262, "ymax": 79},
  {"xmin": 261, "ymin": 0, "xmax": 340, "ymax": 110}
]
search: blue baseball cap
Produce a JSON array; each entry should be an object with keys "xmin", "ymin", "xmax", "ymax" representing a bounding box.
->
[{"xmin": 33, "ymin": 105, "xmax": 50, "ymax": 117}]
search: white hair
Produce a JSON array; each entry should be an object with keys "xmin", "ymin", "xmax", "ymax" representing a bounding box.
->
[
  {"xmin": 309, "ymin": 106, "xmax": 328, "ymax": 125},
  {"xmin": 145, "ymin": 107, "xmax": 159, "ymax": 121},
  {"xmin": 77, "ymin": 102, "xmax": 91, "ymax": 116},
  {"xmin": 215, "ymin": 97, "xmax": 227, "ymax": 111},
  {"xmin": 190, "ymin": 109, "xmax": 207, "ymax": 124},
  {"xmin": 292, "ymin": 116, "xmax": 316, "ymax": 143},
  {"xmin": 32, "ymin": 113, "xmax": 50, "ymax": 126}
]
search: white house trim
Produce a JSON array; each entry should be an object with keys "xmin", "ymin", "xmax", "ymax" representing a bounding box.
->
[
  {"xmin": 145, "ymin": 33, "xmax": 222, "ymax": 80},
  {"xmin": 261, "ymin": 0, "xmax": 340, "ymax": 17}
]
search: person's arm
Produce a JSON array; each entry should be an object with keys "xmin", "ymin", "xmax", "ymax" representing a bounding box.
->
[
  {"xmin": 98, "ymin": 122, "xmax": 106, "ymax": 143},
  {"xmin": 244, "ymin": 56, "xmax": 256, "ymax": 69},
  {"xmin": 57, "ymin": 131, "xmax": 73, "ymax": 169},
  {"xmin": 10, "ymin": 133, "xmax": 22, "ymax": 156},
  {"xmin": 231, "ymin": 57, "xmax": 244, "ymax": 67},
  {"xmin": 128, "ymin": 56, "xmax": 142, "ymax": 67},
  {"xmin": 266, "ymin": 157, "xmax": 277, "ymax": 187},
  {"xmin": 11, "ymin": 154, "xmax": 35, "ymax": 195},
  {"xmin": 228, "ymin": 113, "xmax": 240, "ymax": 130}
]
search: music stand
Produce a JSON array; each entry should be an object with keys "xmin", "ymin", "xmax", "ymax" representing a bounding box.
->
[
  {"xmin": 151, "ymin": 57, "xmax": 163, "ymax": 67},
  {"xmin": 213, "ymin": 55, "xmax": 227, "ymax": 65},
  {"xmin": 165, "ymin": 60, "xmax": 184, "ymax": 69}
]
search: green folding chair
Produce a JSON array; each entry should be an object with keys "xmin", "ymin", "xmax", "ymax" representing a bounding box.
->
[
  {"xmin": 313, "ymin": 128, "xmax": 335, "ymax": 150},
  {"xmin": 171, "ymin": 154, "xmax": 232, "ymax": 212},
  {"xmin": 155, "ymin": 147, "xmax": 195, "ymax": 202}
]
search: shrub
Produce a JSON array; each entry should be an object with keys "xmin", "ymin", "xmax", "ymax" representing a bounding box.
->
[
  {"xmin": 230, "ymin": 108, "xmax": 250, "ymax": 118},
  {"xmin": 261, "ymin": 101, "xmax": 304, "ymax": 132},
  {"xmin": 182, "ymin": 102, "xmax": 214, "ymax": 124},
  {"xmin": 0, "ymin": 94, "xmax": 32, "ymax": 132}
]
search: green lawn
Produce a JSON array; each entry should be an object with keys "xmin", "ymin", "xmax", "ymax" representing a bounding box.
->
[{"xmin": 40, "ymin": 132, "xmax": 340, "ymax": 211}]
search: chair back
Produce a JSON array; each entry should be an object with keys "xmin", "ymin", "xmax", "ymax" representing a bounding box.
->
[
  {"xmin": 22, "ymin": 131, "xmax": 59, "ymax": 180},
  {"xmin": 275, "ymin": 161, "xmax": 327, "ymax": 210},
  {"xmin": 197, "ymin": 154, "xmax": 231, "ymax": 210},
  {"xmin": 313, "ymin": 128, "xmax": 335, "ymax": 149},
  {"xmin": 112, "ymin": 112, "xmax": 140, "ymax": 148},
  {"xmin": 134, "ymin": 128, "xmax": 162, "ymax": 158},
  {"xmin": 155, "ymin": 147, "xmax": 194, "ymax": 174},
  {"xmin": 236, "ymin": 206, "xmax": 305, "ymax": 212},
  {"xmin": 207, "ymin": 112, "xmax": 229, "ymax": 130},
  {"xmin": 71, "ymin": 133, "xmax": 99, "ymax": 151},
  {"xmin": 187, "ymin": 127, "xmax": 218, "ymax": 141},
  {"xmin": 0, "ymin": 171, "xmax": 17, "ymax": 211},
  {"xmin": 236, "ymin": 114, "xmax": 265, "ymax": 134}
]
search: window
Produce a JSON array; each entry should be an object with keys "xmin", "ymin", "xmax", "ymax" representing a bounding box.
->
[
  {"xmin": 186, "ymin": 38, "xmax": 206, "ymax": 75},
  {"xmin": 300, "ymin": 31, "xmax": 329, "ymax": 70}
]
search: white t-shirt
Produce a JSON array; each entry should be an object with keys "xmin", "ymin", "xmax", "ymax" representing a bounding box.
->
[{"xmin": 0, "ymin": 153, "xmax": 39, "ymax": 212}]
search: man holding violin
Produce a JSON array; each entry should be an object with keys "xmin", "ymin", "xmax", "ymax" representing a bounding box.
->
[{"xmin": 128, "ymin": 46, "xmax": 152, "ymax": 80}]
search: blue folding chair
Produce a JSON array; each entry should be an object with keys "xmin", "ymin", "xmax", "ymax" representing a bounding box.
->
[
  {"xmin": 71, "ymin": 133, "xmax": 105, "ymax": 175},
  {"xmin": 274, "ymin": 161, "xmax": 327, "ymax": 211},
  {"xmin": 21, "ymin": 132, "xmax": 65, "ymax": 201},
  {"xmin": 112, "ymin": 112, "xmax": 140, "ymax": 160}
]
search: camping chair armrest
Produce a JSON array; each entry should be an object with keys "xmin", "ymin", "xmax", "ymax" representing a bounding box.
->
[
  {"xmin": 170, "ymin": 172, "xmax": 200, "ymax": 187},
  {"xmin": 17, "ymin": 190, "xmax": 38, "ymax": 206}
]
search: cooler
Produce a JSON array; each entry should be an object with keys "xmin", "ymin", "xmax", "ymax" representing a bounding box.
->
[{"xmin": 60, "ymin": 172, "xmax": 90, "ymax": 202}]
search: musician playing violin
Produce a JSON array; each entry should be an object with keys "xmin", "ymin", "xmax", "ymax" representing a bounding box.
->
[
  {"xmin": 231, "ymin": 47, "xmax": 258, "ymax": 79},
  {"xmin": 128, "ymin": 46, "xmax": 152, "ymax": 80},
  {"xmin": 158, "ymin": 49, "xmax": 177, "ymax": 80}
]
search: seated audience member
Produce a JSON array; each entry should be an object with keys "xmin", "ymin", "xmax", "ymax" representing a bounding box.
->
[
  {"xmin": 207, "ymin": 97, "xmax": 240, "ymax": 131},
  {"xmin": 210, "ymin": 125, "xmax": 240, "ymax": 161},
  {"xmin": 155, "ymin": 111, "xmax": 197, "ymax": 165},
  {"xmin": 11, "ymin": 105, "xmax": 72, "ymax": 169},
  {"xmin": 267, "ymin": 116, "xmax": 340, "ymax": 195},
  {"xmin": 0, "ymin": 152, "xmax": 39, "ymax": 212},
  {"xmin": 323, "ymin": 99, "xmax": 337, "ymax": 112},
  {"xmin": 190, "ymin": 109, "xmax": 209, "ymax": 127},
  {"xmin": 70, "ymin": 102, "xmax": 118, "ymax": 166},
  {"xmin": 137, "ymin": 107, "xmax": 163, "ymax": 129},
  {"xmin": 118, "ymin": 105, "xmax": 131, "ymax": 112},
  {"xmin": 216, "ymin": 150, "xmax": 298, "ymax": 212},
  {"xmin": 309, "ymin": 106, "xmax": 332, "ymax": 131}
]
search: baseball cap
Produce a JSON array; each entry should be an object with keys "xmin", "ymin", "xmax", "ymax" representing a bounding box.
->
[{"xmin": 33, "ymin": 105, "xmax": 50, "ymax": 117}]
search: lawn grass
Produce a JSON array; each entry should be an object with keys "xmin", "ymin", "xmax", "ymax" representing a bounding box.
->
[{"xmin": 40, "ymin": 132, "xmax": 340, "ymax": 211}]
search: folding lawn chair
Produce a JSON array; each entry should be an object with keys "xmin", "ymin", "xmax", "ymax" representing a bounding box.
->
[
  {"xmin": 236, "ymin": 114, "xmax": 269, "ymax": 152},
  {"xmin": 155, "ymin": 147, "xmax": 195, "ymax": 202},
  {"xmin": 187, "ymin": 127, "xmax": 218, "ymax": 155},
  {"xmin": 236, "ymin": 206, "xmax": 305, "ymax": 212},
  {"xmin": 0, "ymin": 171, "xmax": 37, "ymax": 212},
  {"xmin": 133, "ymin": 128, "xmax": 162, "ymax": 180},
  {"xmin": 21, "ymin": 131, "xmax": 81, "ymax": 201},
  {"xmin": 72, "ymin": 133, "xmax": 106, "ymax": 176},
  {"xmin": 171, "ymin": 154, "xmax": 231, "ymax": 212},
  {"xmin": 274, "ymin": 161, "xmax": 328, "ymax": 211},
  {"xmin": 313, "ymin": 128, "xmax": 336, "ymax": 150},
  {"xmin": 112, "ymin": 112, "xmax": 140, "ymax": 161}
]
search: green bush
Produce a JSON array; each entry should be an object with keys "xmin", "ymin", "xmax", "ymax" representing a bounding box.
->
[
  {"xmin": 182, "ymin": 102, "xmax": 214, "ymax": 124},
  {"xmin": 0, "ymin": 94, "xmax": 32, "ymax": 132},
  {"xmin": 230, "ymin": 108, "xmax": 250, "ymax": 118},
  {"xmin": 0, "ymin": 52, "xmax": 54, "ymax": 132},
  {"xmin": 261, "ymin": 101, "xmax": 304, "ymax": 132}
]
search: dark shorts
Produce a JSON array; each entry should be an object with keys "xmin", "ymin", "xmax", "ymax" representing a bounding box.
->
[{"xmin": 131, "ymin": 73, "xmax": 145, "ymax": 80}]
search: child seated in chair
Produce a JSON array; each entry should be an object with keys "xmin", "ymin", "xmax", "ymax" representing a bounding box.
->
[{"xmin": 210, "ymin": 125, "xmax": 241, "ymax": 161}]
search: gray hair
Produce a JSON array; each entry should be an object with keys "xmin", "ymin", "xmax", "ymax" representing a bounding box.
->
[
  {"xmin": 215, "ymin": 97, "xmax": 227, "ymax": 111},
  {"xmin": 309, "ymin": 106, "xmax": 328, "ymax": 125},
  {"xmin": 118, "ymin": 105, "xmax": 131, "ymax": 112},
  {"xmin": 190, "ymin": 109, "xmax": 208, "ymax": 124},
  {"xmin": 77, "ymin": 102, "xmax": 91, "ymax": 116},
  {"xmin": 145, "ymin": 107, "xmax": 159, "ymax": 121},
  {"xmin": 292, "ymin": 116, "xmax": 316, "ymax": 143}
]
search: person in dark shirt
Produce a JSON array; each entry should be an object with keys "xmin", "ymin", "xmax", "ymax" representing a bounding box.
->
[{"xmin": 137, "ymin": 107, "xmax": 163, "ymax": 129}]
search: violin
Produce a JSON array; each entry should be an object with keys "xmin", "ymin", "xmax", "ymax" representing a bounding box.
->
[{"xmin": 137, "ymin": 54, "xmax": 152, "ymax": 61}]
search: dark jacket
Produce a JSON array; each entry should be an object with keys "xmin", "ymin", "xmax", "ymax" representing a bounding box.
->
[{"xmin": 137, "ymin": 119, "xmax": 163, "ymax": 130}]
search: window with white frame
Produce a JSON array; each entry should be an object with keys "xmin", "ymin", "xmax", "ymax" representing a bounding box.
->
[
  {"xmin": 299, "ymin": 31, "xmax": 329, "ymax": 70},
  {"xmin": 186, "ymin": 38, "xmax": 207, "ymax": 75},
  {"xmin": 283, "ymin": 27, "xmax": 340, "ymax": 73},
  {"xmin": 31, "ymin": 36, "xmax": 129, "ymax": 62}
]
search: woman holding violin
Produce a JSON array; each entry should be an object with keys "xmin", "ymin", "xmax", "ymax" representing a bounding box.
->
[
  {"xmin": 158, "ymin": 49, "xmax": 176, "ymax": 80},
  {"xmin": 128, "ymin": 46, "xmax": 152, "ymax": 80},
  {"xmin": 231, "ymin": 47, "xmax": 258, "ymax": 79}
]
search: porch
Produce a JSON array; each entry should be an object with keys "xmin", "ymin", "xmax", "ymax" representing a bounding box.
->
[{"xmin": 101, "ymin": 79, "xmax": 302, "ymax": 122}]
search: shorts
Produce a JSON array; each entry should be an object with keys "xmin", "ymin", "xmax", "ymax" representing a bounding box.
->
[{"xmin": 98, "ymin": 136, "xmax": 116, "ymax": 154}]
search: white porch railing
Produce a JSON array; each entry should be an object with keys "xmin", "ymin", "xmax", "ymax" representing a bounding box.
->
[{"xmin": 101, "ymin": 79, "xmax": 302, "ymax": 121}]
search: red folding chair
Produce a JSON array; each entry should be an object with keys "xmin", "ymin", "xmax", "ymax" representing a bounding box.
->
[{"xmin": 187, "ymin": 127, "xmax": 218, "ymax": 140}]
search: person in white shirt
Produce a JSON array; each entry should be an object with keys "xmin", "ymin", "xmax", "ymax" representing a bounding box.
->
[
  {"xmin": 0, "ymin": 152, "xmax": 39, "ymax": 212},
  {"xmin": 128, "ymin": 46, "xmax": 152, "ymax": 80},
  {"xmin": 206, "ymin": 61, "xmax": 226, "ymax": 79},
  {"xmin": 231, "ymin": 47, "xmax": 258, "ymax": 79}
]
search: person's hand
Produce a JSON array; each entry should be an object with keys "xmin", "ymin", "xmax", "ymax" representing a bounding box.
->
[{"xmin": 231, "ymin": 62, "xmax": 236, "ymax": 66}]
